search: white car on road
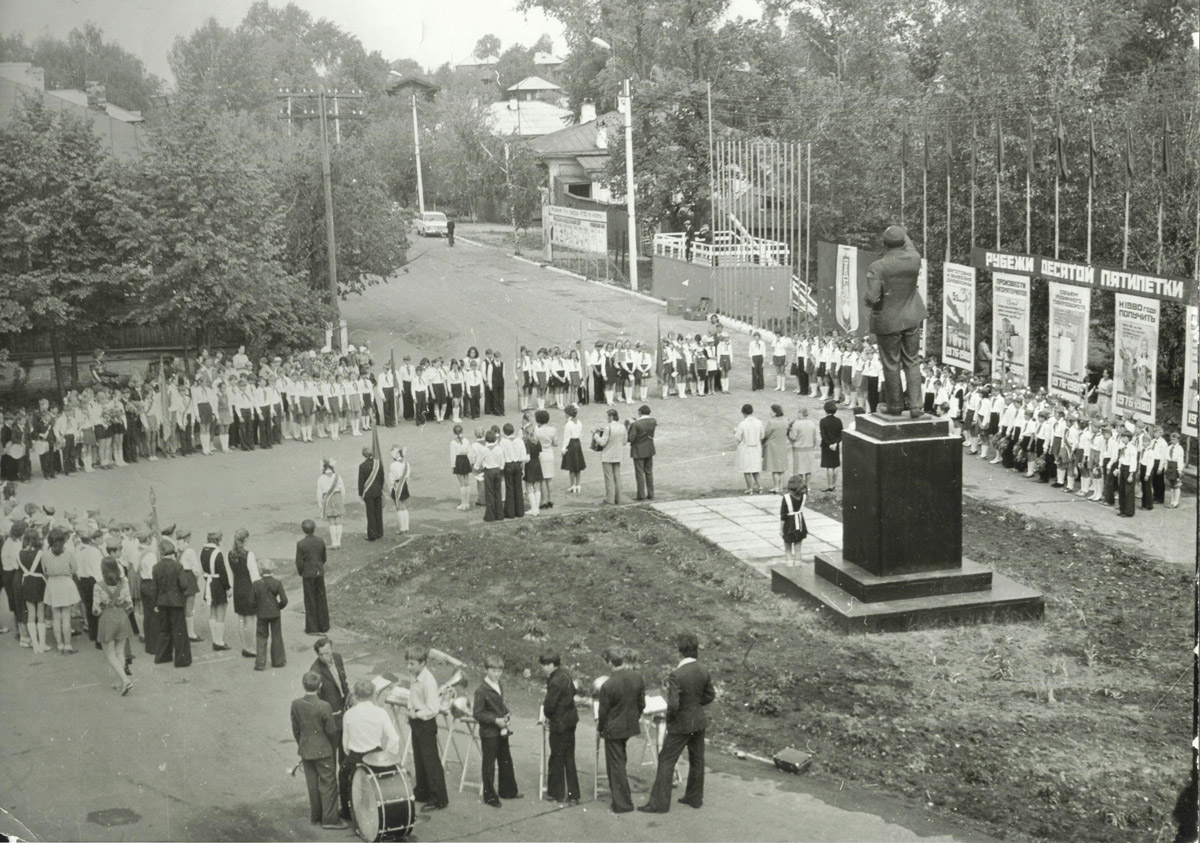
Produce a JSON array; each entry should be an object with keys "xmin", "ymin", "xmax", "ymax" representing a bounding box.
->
[{"xmin": 413, "ymin": 211, "xmax": 448, "ymax": 237}]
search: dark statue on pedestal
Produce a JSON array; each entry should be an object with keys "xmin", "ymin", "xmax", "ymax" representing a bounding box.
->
[{"xmin": 863, "ymin": 225, "xmax": 926, "ymax": 418}]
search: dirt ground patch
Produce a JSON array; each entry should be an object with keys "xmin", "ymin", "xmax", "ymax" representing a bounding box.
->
[{"xmin": 329, "ymin": 494, "xmax": 1189, "ymax": 843}]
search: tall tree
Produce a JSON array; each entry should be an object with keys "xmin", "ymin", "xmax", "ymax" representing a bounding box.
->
[{"xmin": 474, "ymin": 34, "xmax": 502, "ymax": 60}]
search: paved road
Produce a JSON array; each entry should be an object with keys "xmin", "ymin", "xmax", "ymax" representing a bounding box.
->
[{"xmin": 1, "ymin": 231, "xmax": 1180, "ymax": 842}]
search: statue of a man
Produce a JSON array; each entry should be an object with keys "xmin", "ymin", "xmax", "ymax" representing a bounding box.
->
[{"xmin": 863, "ymin": 225, "xmax": 927, "ymax": 418}]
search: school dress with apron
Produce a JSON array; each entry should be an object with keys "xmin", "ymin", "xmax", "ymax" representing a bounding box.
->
[
  {"xmin": 19, "ymin": 548, "xmax": 45, "ymax": 605},
  {"xmin": 780, "ymin": 492, "xmax": 808, "ymax": 545},
  {"xmin": 228, "ymin": 547, "xmax": 256, "ymax": 617},
  {"xmin": 200, "ymin": 546, "xmax": 230, "ymax": 607}
]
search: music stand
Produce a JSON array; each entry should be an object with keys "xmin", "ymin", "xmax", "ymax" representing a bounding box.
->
[
  {"xmin": 440, "ymin": 711, "xmax": 484, "ymax": 795},
  {"xmin": 538, "ymin": 721, "xmax": 548, "ymax": 801}
]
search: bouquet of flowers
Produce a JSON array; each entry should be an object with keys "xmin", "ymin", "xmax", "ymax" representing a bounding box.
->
[
  {"xmin": 102, "ymin": 403, "xmax": 125, "ymax": 427},
  {"xmin": 1034, "ymin": 455, "xmax": 1047, "ymax": 475}
]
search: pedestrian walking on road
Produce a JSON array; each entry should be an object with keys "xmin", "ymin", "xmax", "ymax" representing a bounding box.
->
[{"xmin": 446, "ymin": 217, "xmax": 456, "ymax": 247}]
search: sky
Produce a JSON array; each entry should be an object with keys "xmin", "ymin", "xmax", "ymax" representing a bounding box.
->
[{"xmin": 0, "ymin": 0, "xmax": 764, "ymax": 85}]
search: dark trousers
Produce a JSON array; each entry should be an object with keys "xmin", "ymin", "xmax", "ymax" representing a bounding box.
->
[
  {"xmin": 1151, "ymin": 460, "xmax": 1165, "ymax": 503},
  {"xmin": 414, "ymin": 394, "xmax": 427, "ymax": 426},
  {"xmin": 154, "ymin": 605, "xmax": 192, "ymax": 667},
  {"xmin": 484, "ymin": 386, "xmax": 495, "ymax": 416},
  {"xmin": 401, "ymin": 383, "xmax": 414, "ymax": 421},
  {"xmin": 546, "ymin": 727, "xmax": 580, "ymax": 801},
  {"xmin": 77, "ymin": 576, "xmax": 99, "ymax": 641},
  {"xmin": 634, "ymin": 456, "xmax": 654, "ymax": 500},
  {"xmin": 604, "ymin": 737, "xmax": 634, "ymax": 811},
  {"xmin": 593, "ymin": 372, "xmax": 605, "ymax": 403},
  {"xmin": 866, "ymin": 376, "xmax": 880, "ymax": 413},
  {"xmin": 364, "ymin": 494, "xmax": 383, "ymax": 540},
  {"xmin": 1103, "ymin": 464, "xmax": 1117, "ymax": 503},
  {"xmin": 255, "ymin": 615, "xmax": 285, "ymax": 668},
  {"xmin": 140, "ymin": 579, "xmax": 159, "ymax": 654},
  {"xmin": 382, "ymin": 387, "xmax": 396, "ymax": 426},
  {"xmin": 877, "ymin": 327, "xmax": 922, "ymax": 413},
  {"xmin": 302, "ymin": 756, "xmax": 340, "ymax": 825},
  {"xmin": 646, "ymin": 729, "xmax": 705, "ymax": 811},
  {"xmin": 409, "ymin": 718, "xmax": 448, "ymax": 806},
  {"xmin": 340, "ymin": 748, "xmax": 370, "ymax": 822},
  {"xmin": 61, "ymin": 435, "xmax": 76, "ymax": 474},
  {"xmin": 484, "ymin": 468, "xmax": 505, "ymax": 522},
  {"xmin": 273, "ymin": 406, "xmax": 284, "ymax": 444},
  {"xmin": 38, "ymin": 449, "xmax": 56, "ymax": 479},
  {"xmin": 1118, "ymin": 466, "xmax": 1136, "ymax": 515},
  {"xmin": 257, "ymin": 407, "xmax": 273, "ymax": 448},
  {"xmin": 238, "ymin": 410, "xmax": 255, "ymax": 450},
  {"xmin": 302, "ymin": 576, "xmax": 330, "ymax": 633},
  {"xmin": 480, "ymin": 734, "xmax": 519, "ymax": 805},
  {"xmin": 503, "ymin": 463, "xmax": 524, "ymax": 518},
  {"xmin": 467, "ymin": 387, "xmax": 481, "ymax": 419},
  {"xmin": 1140, "ymin": 469, "xmax": 1154, "ymax": 510},
  {"xmin": 750, "ymin": 356, "xmax": 764, "ymax": 390},
  {"xmin": 493, "ymin": 384, "xmax": 505, "ymax": 416}
]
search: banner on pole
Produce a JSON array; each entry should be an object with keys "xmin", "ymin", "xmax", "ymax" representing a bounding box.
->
[
  {"xmin": 941, "ymin": 262, "xmax": 976, "ymax": 372},
  {"xmin": 917, "ymin": 258, "xmax": 929, "ymax": 356},
  {"xmin": 1183, "ymin": 305, "xmax": 1198, "ymax": 437},
  {"xmin": 992, "ymin": 272, "xmax": 1030, "ymax": 385},
  {"xmin": 835, "ymin": 244, "xmax": 859, "ymax": 333},
  {"xmin": 1113, "ymin": 293, "xmax": 1159, "ymax": 423},
  {"xmin": 546, "ymin": 205, "xmax": 607, "ymax": 254},
  {"xmin": 1047, "ymin": 282, "xmax": 1091, "ymax": 402}
]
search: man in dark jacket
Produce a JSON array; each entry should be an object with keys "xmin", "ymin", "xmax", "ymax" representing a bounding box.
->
[
  {"xmin": 626, "ymin": 405, "xmax": 657, "ymax": 500},
  {"xmin": 291, "ymin": 671, "xmax": 347, "ymax": 829},
  {"xmin": 251, "ymin": 558, "xmax": 288, "ymax": 671},
  {"xmin": 311, "ymin": 637, "xmax": 350, "ymax": 817},
  {"xmin": 357, "ymin": 447, "xmax": 384, "ymax": 541},
  {"xmin": 863, "ymin": 225, "xmax": 927, "ymax": 417},
  {"xmin": 295, "ymin": 519, "xmax": 329, "ymax": 634},
  {"xmin": 597, "ymin": 646, "xmax": 645, "ymax": 813},
  {"xmin": 152, "ymin": 539, "xmax": 192, "ymax": 667},
  {"xmin": 539, "ymin": 649, "xmax": 580, "ymax": 804},
  {"xmin": 640, "ymin": 632, "xmax": 716, "ymax": 813}
]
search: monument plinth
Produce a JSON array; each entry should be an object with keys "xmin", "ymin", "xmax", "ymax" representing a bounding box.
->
[{"xmin": 771, "ymin": 412, "xmax": 1043, "ymax": 633}]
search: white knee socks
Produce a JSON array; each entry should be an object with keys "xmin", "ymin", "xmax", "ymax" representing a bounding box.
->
[
  {"xmin": 529, "ymin": 487, "xmax": 540, "ymax": 515},
  {"xmin": 185, "ymin": 614, "xmax": 197, "ymax": 638},
  {"xmin": 398, "ymin": 511, "xmax": 409, "ymax": 533}
]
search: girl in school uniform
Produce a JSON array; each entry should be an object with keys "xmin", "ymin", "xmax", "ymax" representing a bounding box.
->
[
  {"xmin": 194, "ymin": 377, "xmax": 215, "ymax": 455},
  {"xmin": 428, "ymin": 358, "xmax": 448, "ymax": 422},
  {"xmin": 603, "ymin": 343, "xmax": 619, "ymax": 405},
  {"xmin": 704, "ymin": 337, "xmax": 720, "ymax": 395},
  {"xmin": 450, "ymin": 425, "xmax": 473, "ymax": 510},
  {"xmin": 345, "ymin": 372, "xmax": 363, "ymax": 436},
  {"xmin": 359, "ymin": 372, "xmax": 375, "ymax": 432},
  {"xmin": 560, "ymin": 405, "xmax": 586, "ymax": 494},
  {"xmin": 780, "ymin": 474, "xmax": 808, "ymax": 564},
  {"xmin": 533, "ymin": 349, "xmax": 550, "ymax": 411},
  {"xmin": 447, "ymin": 360, "xmax": 465, "ymax": 424},
  {"xmin": 549, "ymin": 348, "xmax": 568, "ymax": 410},
  {"xmin": 619, "ymin": 341, "xmax": 637, "ymax": 404},
  {"xmin": 636, "ymin": 343, "xmax": 653, "ymax": 402},
  {"xmin": 213, "ymin": 380, "xmax": 234, "ymax": 452},
  {"xmin": 567, "ymin": 349, "xmax": 585, "ymax": 406},
  {"xmin": 660, "ymin": 339, "xmax": 677, "ymax": 400},
  {"xmin": 227, "ymin": 528, "xmax": 261, "ymax": 657},
  {"xmin": 771, "ymin": 334, "xmax": 790, "ymax": 391},
  {"xmin": 316, "ymin": 458, "xmax": 346, "ymax": 549},
  {"xmin": 523, "ymin": 417, "xmax": 544, "ymax": 515},
  {"xmin": 1165, "ymin": 431, "xmax": 1184, "ymax": 509}
]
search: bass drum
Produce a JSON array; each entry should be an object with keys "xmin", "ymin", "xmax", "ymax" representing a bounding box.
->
[{"xmin": 351, "ymin": 763, "xmax": 415, "ymax": 841}]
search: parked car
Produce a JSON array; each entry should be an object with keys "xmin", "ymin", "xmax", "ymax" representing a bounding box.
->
[{"xmin": 413, "ymin": 211, "xmax": 449, "ymax": 237}]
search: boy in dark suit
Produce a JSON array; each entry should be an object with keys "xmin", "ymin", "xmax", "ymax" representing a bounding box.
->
[
  {"xmin": 539, "ymin": 649, "xmax": 580, "ymax": 804},
  {"xmin": 252, "ymin": 559, "xmax": 288, "ymax": 670},
  {"xmin": 358, "ymin": 447, "xmax": 384, "ymax": 541},
  {"xmin": 597, "ymin": 646, "xmax": 645, "ymax": 813},
  {"xmin": 291, "ymin": 671, "xmax": 347, "ymax": 829},
  {"xmin": 474, "ymin": 654, "xmax": 523, "ymax": 807},
  {"xmin": 295, "ymin": 519, "xmax": 329, "ymax": 634},
  {"xmin": 640, "ymin": 632, "xmax": 716, "ymax": 813},
  {"xmin": 152, "ymin": 538, "xmax": 192, "ymax": 667}
]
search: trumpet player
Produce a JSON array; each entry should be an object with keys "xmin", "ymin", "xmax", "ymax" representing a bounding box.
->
[{"xmin": 539, "ymin": 650, "xmax": 580, "ymax": 805}]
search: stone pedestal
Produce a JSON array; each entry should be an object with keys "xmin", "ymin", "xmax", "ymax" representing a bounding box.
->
[{"xmin": 771, "ymin": 413, "xmax": 1043, "ymax": 633}]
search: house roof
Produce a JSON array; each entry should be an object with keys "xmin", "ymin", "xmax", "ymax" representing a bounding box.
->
[
  {"xmin": 529, "ymin": 111, "xmax": 621, "ymax": 157},
  {"xmin": 487, "ymin": 99, "xmax": 574, "ymax": 137},
  {"xmin": 533, "ymin": 52, "xmax": 565, "ymax": 66},
  {"xmin": 36, "ymin": 86, "xmax": 144, "ymax": 122},
  {"xmin": 385, "ymin": 74, "xmax": 439, "ymax": 96},
  {"xmin": 506, "ymin": 75, "xmax": 561, "ymax": 92},
  {"xmin": 456, "ymin": 56, "xmax": 499, "ymax": 69}
]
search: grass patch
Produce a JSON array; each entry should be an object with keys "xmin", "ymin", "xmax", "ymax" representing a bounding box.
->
[{"xmin": 329, "ymin": 501, "xmax": 1190, "ymax": 843}]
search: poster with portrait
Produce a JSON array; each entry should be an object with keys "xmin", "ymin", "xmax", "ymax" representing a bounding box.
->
[
  {"xmin": 941, "ymin": 262, "xmax": 975, "ymax": 371},
  {"xmin": 1046, "ymin": 282, "xmax": 1091, "ymax": 402},
  {"xmin": 1184, "ymin": 305, "xmax": 1198, "ymax": 437},
  {"xmin": 835, "ymin": 244, "xmax": 859, "ymax": 334},
  {"xmin": 1112, "ymin": 293, "xmax": 1159, "ymax": 423},
  {"xmin": 991, "ymin": 272, "xmax": 1030, "ymax": 385}
]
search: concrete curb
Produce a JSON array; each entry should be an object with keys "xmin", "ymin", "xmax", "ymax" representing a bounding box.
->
[
  {"xmin": 453, "ymin": 235, "xmax": 486, "ymax": 248},
  {"xmin": 507, "ymin": 253, "xmax": 668, "ymax": 308}
]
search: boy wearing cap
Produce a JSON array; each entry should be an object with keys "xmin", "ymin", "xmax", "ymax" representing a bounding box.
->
[{"xmin": 251, "ymin": 558, "xmax": 288, "ymax": 670}]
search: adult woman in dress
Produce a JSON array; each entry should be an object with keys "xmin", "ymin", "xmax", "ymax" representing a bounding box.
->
[
  {"xmin": 819, "ymin": 401, "xmax": 844, "ymax": 492},
  {"xmin": 735, "ymin": 404, "xmax": 764, "ymax": 495},
  {"xmin": 762, "ymin": 404, "xmax": 792, "ymax": 495},
  {"xmin": 388, "ymin": 446, "xmax": 412, "ymax": 534},
  {"xmin": 533, "ymin": 409, "xmax": 559, "ymax": 510},
  {"xmin": 19, "ymin": 528, "xmax": 47, "ymax": 652},
  {"xmin": 316, "ymin": 458, "xmax": 346, "ymax": 549},
  {"xmin": 42, "ymin": 527, "xmax": 80, "ymax": 654},
  {"xmin": 93, "ymin": 557, "xmax": 135, "ymax": 695},
  {"xmin": 560, "ymin": 405, "xmax": 586, "ymax": 495},
  {"xmin": 788, "ymin": 407, "xmax": 819, "ymax": 487},
  {"xmin": 227, "ymin": 528, "xmax": 261, "ymax": 658}
]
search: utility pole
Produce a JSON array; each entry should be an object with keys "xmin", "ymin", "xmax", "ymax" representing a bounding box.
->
[
  {"xmin": 276, "ymin": 84, "xmax": 365, "ymax": 352},
  {"xmin": 619, "ymin": 78, "xmax": 639, "ymax": 292},
  {"xmin": 412, "ymin": 93, "xmax": 426, "ymax": 215}
]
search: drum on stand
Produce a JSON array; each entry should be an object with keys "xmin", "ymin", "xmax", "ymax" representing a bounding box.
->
[{"xmin": 351, "ymin": 761, "xmax": 415, "ymax": 841}]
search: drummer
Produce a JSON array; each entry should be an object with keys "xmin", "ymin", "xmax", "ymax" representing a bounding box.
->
[{"xmin": 341, "ymin": 679, "xmax": 401, "ymax": 830}]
